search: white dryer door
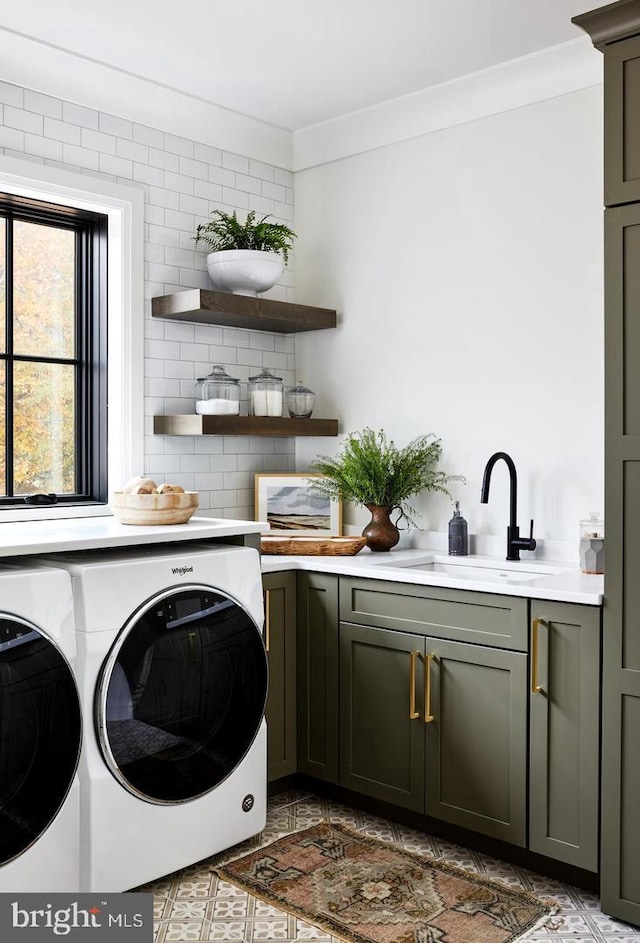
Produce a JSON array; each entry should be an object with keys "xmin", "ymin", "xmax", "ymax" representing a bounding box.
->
[
  {"xmin": 0, "ymin": 616, "xmax": 81, "ymax": 865},
  {"xmin": 95, "ymin": 584, "xmax": 267, "ymax": 804}
]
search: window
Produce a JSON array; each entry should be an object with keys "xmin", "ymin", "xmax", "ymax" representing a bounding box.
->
[{"xmin": 0, "ymin": 193, "xmax": 108, "ymax": 506}]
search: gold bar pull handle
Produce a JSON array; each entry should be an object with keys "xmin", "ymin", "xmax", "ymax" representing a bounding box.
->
[
  {"xmin": 531, "ymin": 618, "xmax": 544, "ymax": 693},
  {"xmin": 424, "ymin": 652, "xmax": 435, "ymax": 724},
  {"xmin": 264, "ymin": 589, "xmax": 271, "ymax": 653},
  {"xmin": 409, "ymin": 650, "xmax": 420, "ymax": 719}
]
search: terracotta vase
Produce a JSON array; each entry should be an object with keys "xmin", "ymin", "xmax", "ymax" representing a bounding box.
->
[{"xmin": 362, "ymin": 504, "xmax": 400, "ymax": 552}]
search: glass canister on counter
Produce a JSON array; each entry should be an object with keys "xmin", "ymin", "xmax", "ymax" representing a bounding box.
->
[
  {"xmin": 285, "ymin": 380, "xmax": 315, "ymax": 418},
  {"xmin": 195, "ymin": 364, "xmax": 240, "ymax": 415},
  {"xmin": 248, "ymin": 368, "xmax": 284, "ymax": 417},
  {"xmin": 579, "ymin": 512, "xmax": 604, "ymax": 574}
]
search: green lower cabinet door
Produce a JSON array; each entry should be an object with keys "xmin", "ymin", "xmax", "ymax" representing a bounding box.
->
[
  {"xmin": 297, "ymin": 572, "xmax": 339, "ymax": 783},
  {"xmin": 529, "ymin": 601, "xmax": 601, "ymax": 871},
  {"xmin": 425, "ymin": 638, "xmax": 527, "ymax": 846},
  {"xmin": 263, "ymin": 572, "xmax": 297, "ymax": 782},
  {"xmin": 339, "ymin": 622, "xmax": 426, "ymax": 812}
]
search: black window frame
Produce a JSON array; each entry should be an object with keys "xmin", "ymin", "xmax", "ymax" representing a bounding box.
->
[{"xmin": 0, "ymin": 192, "xmax": 108, "ymax": 507}]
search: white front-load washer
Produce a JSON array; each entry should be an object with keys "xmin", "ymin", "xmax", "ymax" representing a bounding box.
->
[
  {"xmin": 0, "ymin": 565, "xmax": 81, "ymax": 892},
  {"xmin": 32, "ymin": 542, "xmax": 268, "ymax": 892}
]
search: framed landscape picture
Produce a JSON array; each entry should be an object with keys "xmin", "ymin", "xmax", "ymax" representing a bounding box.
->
[{"xmin": 254, "ymin": 473, "xmax": 342, "ymax": 537}]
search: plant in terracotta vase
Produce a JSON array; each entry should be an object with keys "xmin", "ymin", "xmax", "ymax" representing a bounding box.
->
[{"xmin": 309, "ymin": 428, "xmax": 463, "ymax": 552}]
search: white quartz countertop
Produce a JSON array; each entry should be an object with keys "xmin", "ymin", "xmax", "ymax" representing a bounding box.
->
[
  {"xmin": 0, "ymin": 515, "xmax": 263, "ymax": 557},
  {"xmin": 261, "ymin": 547, "xmax": 604, "ymax": 605}
]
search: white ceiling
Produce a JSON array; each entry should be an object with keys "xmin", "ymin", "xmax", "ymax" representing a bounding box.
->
[{"xmin": 0, "ymin": 0, "xmax": 609, "ymax": 132}]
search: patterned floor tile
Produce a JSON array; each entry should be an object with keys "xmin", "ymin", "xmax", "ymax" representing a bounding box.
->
[{"xmin": 144, "ymin": 792, "xmax": 640, "ymax": 943}]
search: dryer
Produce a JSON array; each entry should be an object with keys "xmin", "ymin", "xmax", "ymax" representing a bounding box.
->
[
  {"xmin": 33, "ymin": 542, "xmax": 268, "ymax": 892},
  {"xmin": 0, "ymin": 565, "xmax": 81, "ymax": 892}
]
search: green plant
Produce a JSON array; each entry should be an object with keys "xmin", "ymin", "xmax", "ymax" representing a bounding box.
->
[
  {"xmin": 193, "ymin": 209, "xmax": 297, "ymax": 264},
  {"xmin": 309, "ymin": 428, "xmax": 463, "ymax": 526}
]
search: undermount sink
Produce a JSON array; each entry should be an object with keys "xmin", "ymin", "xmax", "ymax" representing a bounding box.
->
[
  {"xmin": 371, "ymin": 555, "xmax": 571, "ymax": 584},
  {"xmin": 400, "ymin": 562, "xmax": 544, "ymax": 583}
]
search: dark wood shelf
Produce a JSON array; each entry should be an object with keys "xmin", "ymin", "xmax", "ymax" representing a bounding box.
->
[
  {"xmin": 154, "ymin": 415, "xmax": 339, "ymax": 437},
  {"xmin": 151, "ymin": 289, "xmax": 336, "ymax": 333}
]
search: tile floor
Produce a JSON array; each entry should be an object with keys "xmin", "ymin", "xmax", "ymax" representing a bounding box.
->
[{"xmin": 143, "ymin": 791, "xmax": 640, "ymax": 943}]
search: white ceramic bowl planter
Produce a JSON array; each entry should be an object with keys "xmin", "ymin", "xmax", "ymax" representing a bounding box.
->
[{"xmin": 206, "ymin": 249, "xmax": 283, "ymax": 296}]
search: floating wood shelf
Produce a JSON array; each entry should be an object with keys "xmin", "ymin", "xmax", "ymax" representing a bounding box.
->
[
  {"xmin": 151, "ymin": 289, "xmax": 336, "ymax": 333},
  {"xmin": 154, "ymin": 415, "xmax": 339, "ymax": 437}
]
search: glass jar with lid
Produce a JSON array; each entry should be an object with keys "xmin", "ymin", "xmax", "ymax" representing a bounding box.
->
[
  {"xmin": 285, "ymin": 380, "xmax": 315, "ymax": 418},
  {"xmin": 195, "ymin": 365, "xmax": 240, "ymax": 415},
  {"xmin": 248, "ymin": 368, "xmax": 284, "ymax": 417}
]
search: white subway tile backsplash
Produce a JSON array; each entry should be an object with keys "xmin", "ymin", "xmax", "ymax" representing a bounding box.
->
[
  {"xmin": 179, "ymin": 193, "xmax": 209, "ymax": 216},
  {"xmin": 133, "ymin": 162, "xmax": 165, "ymax": 187},
  {"xmin": 221, "ymin": 186, "xmax": 249, "ymax": 208},
  {"xmin": 4, "ymin": 106, "xmax": 43, "ymax": 135},
  {"xmin": 194, "ymin": 142, "xmax": 222, "ymax": 165},
  {"xmin": 1, "ymin": 80, "xmax": 296, "ymax": 517},
  {"xmin": 249, "ymin": 159, "xmax": 275, "ymax": 182},
  {"xmin": 179, "ymin": 156, "xmax": 208, "ymax": 180},
  {"xmin": 194, "ymin": 179, "xmax": 224, "ymax": 202},
  {"xmin": 24, "ymin": 134, "xmax": 62, "ymax": 161},
  {"xmin": 164, "ymin": 171, "xmax": 195, "ymax": 194},
  {"xmin": 62, "ymin": 143, "xmax": 99, "ymax": 170},
  {"xmin": 234, "ymin": 173, "xmax": 262, "ymax": 196},
  {"xmin": 0, "ymin": 82, "xmax": 24, "ymax": 107},
  {"xmin": 208, "ymin": 165, "xmax": 236, "ymax": 188},
  {"xmin": 222, "ymin": 152, "xmax": 249, "ymax": 173},
  {"xmin": 0, "ymin": 126, "xmax": 25, "ymax": 150},
  {"xmin": 82, "ymin": 127, "xmax": 116, "ymax": 154},
  {"xmin": 99, "ymin": 153, "xmax": 133, "ymax": 177},
  {"xmin": 62, "ymin": 101, "xmax": 99, "ymax": 129},
  {"xmin": 148, "ymin": 261, "xmax": 180, "ymax": 283},
  {"xmin": 147, "ymin": 186, "xmax": 180, "ymax": 210},
  {"xmin": 133, "ymin": 123, "xmax": 164, "ymax": 148},
  {"xmin": 99, "ymin": 113, "xmax": 133, "ymax": 139},
  {"xmin": 164, "ymin": 133, "xmax": 194, "ymax": 158},
  {"xmin": 149, "ymin": 147, "xmax": 180, "ymax": 172},
  {"xmin": 178, "ymin": 268, "xmax": 209, "ymax": 289}
]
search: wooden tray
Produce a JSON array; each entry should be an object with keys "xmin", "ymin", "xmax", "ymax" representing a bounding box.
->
[{"xmin": 261, "ymin": 535, "xmax": 367, "ymax": 556}]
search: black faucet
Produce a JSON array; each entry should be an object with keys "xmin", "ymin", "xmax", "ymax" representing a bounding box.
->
[{"xmin": 480, "ymin": 451, "xmax": 536, "ymax": 562}]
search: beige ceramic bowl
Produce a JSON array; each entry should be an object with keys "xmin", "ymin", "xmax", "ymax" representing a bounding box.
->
[{"xmin": 110, "ymin": 491, "xmax": 199, "ymax": 525}]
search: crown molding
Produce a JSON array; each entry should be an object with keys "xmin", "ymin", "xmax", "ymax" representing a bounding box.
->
[
  {"xmin": 573, "ymin": 0, "xmax": 640, "ymax": 49},
  {"xmin": 0, "ymin": 27, "xmax": 293, "ymax": 170},
  {"xmin": 293, "ymin": 38, "xmax": 603, "ymax": 171}
]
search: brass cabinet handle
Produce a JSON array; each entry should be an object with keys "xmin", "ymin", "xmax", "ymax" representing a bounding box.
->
[
  {"xmin": 424, "ymin": 652, "xmax": 435, "ymax": 723},
  {"xmin": 264, "ymin": 589, "xmax": 271, "ymax": 652},
  {"xmin": 409, "ymin": 650, "xmax": 420, "ymax": 719},
  {"xmin": 531, "ymin": 617, "xmax": 544, "ymax": 693}
]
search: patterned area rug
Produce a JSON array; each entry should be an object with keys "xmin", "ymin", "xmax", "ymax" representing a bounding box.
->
[{"xmin": 218, "ymin": 822, "xmax": 557, "ymax": 943}]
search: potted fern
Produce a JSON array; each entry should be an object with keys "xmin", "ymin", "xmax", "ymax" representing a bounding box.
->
[
  {"xmin": 194, "ymin": 209, "xmax": 297, "ymax": 297},
  {"xmin": 309, "ymin": 428, "xmax": 462, "ymax": 551}
]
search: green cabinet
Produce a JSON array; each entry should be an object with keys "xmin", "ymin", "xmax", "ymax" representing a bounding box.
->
[
  {"xmin": 529, "ymin": 601, "xmax": 601, "ymax": 872},
  {"xmin": 296, "ymin": 572, "xmax": 339, "ymax": 783},
  {"xmin": 263, "ymin": 571, "xmax": 297, "ymax": 782},
  {"xmin": 574, "ymin": 1, "xmax": 640, "ymax": 922},
  {"xmin": 339, "ymin": 579, "xmax": 528, "ymax": 847}
]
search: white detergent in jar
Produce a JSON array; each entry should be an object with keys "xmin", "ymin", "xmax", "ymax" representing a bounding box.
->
[{"xmin": 196, "ymin": 398, "xmax": 240, "ymax": 415}]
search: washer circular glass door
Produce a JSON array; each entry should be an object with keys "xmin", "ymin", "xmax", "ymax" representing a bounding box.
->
[
  {"xmin": 0, "ymin": 615, "xmax": 81, "ymax": 866},
  {"xmin": 95, "ymin": 585, "xmax": 268, "ymax": 804}
]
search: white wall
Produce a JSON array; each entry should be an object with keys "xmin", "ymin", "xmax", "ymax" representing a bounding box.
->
[{"xmin": 294, "ymin": 86, "xmax": 604, "ymax": 546}]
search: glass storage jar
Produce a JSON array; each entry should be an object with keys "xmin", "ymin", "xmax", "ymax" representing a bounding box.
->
[
  {"xmin": 248, "ymin": 368, "xmax": 283, "ymax": 417},
  {"xmin": 195, "ymin": 364, "xmax": 240, "ymax": 415},
  {"xmin": 285, "ymin": 380, "xmax": 315, "ymax": 418}
]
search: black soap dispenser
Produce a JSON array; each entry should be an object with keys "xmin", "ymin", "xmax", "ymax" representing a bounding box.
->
[{"xmin": 448, "ymin": 501, "xmax": 468, "ymax": 556}]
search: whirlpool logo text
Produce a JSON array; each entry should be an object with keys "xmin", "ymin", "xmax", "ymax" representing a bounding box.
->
[
  {"xmin": 1, "ymin": 893, "xmax": 153, "ymax": 940},
  {"xmin": 171, "ymin": 565, "xmax": 194, "ymax": 576}
]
